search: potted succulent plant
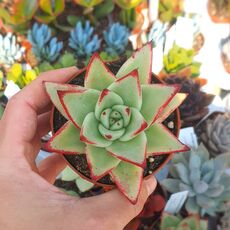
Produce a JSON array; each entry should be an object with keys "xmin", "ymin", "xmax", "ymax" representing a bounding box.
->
[
  {"xmin": 45, "ymin": 43, "xmax": 188, "ymax": 203},
  {"xmin": 162, "ymin": 144, "xmax": 230, "ymax": 217},
  {"xmin": 160, "ymin": 213, "xmax": 208, "ymax": 230},
  {"xmin": 207, "ymin": 0, "xmax": 230, "ymax": 23},
  {"xmin": 195, "ymin": 112, "xmax": 230, "ymax": 158}
]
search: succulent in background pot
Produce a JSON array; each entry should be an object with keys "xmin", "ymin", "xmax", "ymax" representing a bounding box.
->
[
  {"xmin": 162, "ymin": 144, "xmax": 230, "ymax": 217},
  {"xmin": 45, "ymin": 43, "xmax": 188, "ymax": 203},
  {"xmin": 195, "ymin": 112, "xmax": 230, "ymax": 157},
  {"xmin": 163, "ymin": 76, "xmax": 214, "ymax": 128}
]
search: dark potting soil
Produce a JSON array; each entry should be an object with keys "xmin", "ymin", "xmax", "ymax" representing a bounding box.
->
[{"xmin": 53, "ymin": 61, "xmax": 179, "ymax": 185}]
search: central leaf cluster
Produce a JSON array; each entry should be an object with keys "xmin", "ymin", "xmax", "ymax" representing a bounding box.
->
[{"xmin": 98, "ymin": 105, "xmax": 131, "ymax": 141}]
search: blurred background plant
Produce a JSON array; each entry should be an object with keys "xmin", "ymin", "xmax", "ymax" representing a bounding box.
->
[
  {"xmin": 69, "ymin": 20, "xmax": 100, "ymax": 59},
  {"xmin": 160, "ymin": 213, "xmax": 207, "ymax": 230},
  {"xmin": 162, "ymin": 144, "xmax": 230, "ymax": 216},
  {"xmin": 34, "ymin": 0, "xmax": 65, "ymax": 24},
  {"xmin": 163, "ymin": 75, "xmax": 214, "ymax": 128},
  {"xmin": 158, "ymin": 0, "xmax": 184, "ymax": 24},
  {"xmin": 27, "ymin": 23, "xmax": 63, "ymax": 63},
  {"xmin": 148, "ymin": 20, "xmax": 168, "ymax": 47},
  {"xmin": 160, "ymin": 43, "xmax": 201, "ymax": 79},
  {"xmin": 102, "ymin": 22, "xmax": 130, "ymax": 59},
  {"xmin": 0, "ymin": 0, "xmax": 38, "ymax": 32},
  {"xmin": 6, "ymin": 63, "xmax": 38, "ymax": 89},
  {"xmin": 0, "ymin": 33, "xmax": 25, "ymax": 69},
  {"xmin": 116, "ymin": 0, "xmax": 145, "ymax": 29},
  {"xmin": 195, "ymin": 112, "xmax": 230, "ymax": 157}
]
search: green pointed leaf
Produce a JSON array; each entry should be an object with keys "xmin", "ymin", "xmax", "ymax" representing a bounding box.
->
[
  {"xmin": 161, "ymin": 213, "xmax": 181, "ymax": 229},
  {"xmin": 86, "ymin": 145, "xmax": 120, "ymax": 179},
  {"xmin": 161, "ymin": 179, "xmax": 180, "ymax": 193},
  {"xmin": 45, "ymin": 82, "xmax": 84, "ymax": 120},
  {"xmin": 112, "ymin": 105, "xmax": 131, "ymax": 127},
  {"xmin": 108, "ymin": 70, "xmax": 142, "ymax": 110},
  {"xmin": 98, "ymin": 124, "xmax": 125, "ymax": 141},
  {"xmin": 46, "ymin": 122, "xmax": 85, "ymax": 154},
  {"xmin": 156, "ymin": 93, "xmax": 187, "ymax": 123},
  {"xmin": 116, "ymin": 43, "xmax": 152, "ymax": 84},
  {"xmin": 141, "ymin": 84, "xmax": 179, "ymax": 125},
  {"xmin": 85, "ymin": 53, "xmax": 116, "ymax": 90},
  {"xmin": 175, "ymin": 163, "xmax": 190, "ymax": 184},
  {"xmin": 75, "ymin": 176, "xmax": 94, "ymax": 192},
  {"xmin": 107, "ymin": 132, "xmax": 147, "ymax": 167},
  {"xmin": 95, "ymin": 89, "xmax": 124, "ymax": 120},
  {"xmin": 119, "ymin": 108, "xmax": 147, "ymax": 141},
  {"xmin": 99, "ymin": 108, "xmax": 112, "ymax": 129},
  {"xmin": 61, "ymin": 166, "xmax": 79, "ymax": 181},
  {"xmin": 111, "ymin": 161, "xmax": 143, "ymax": 204},
  {"xmin": 81, "ymin": 112, "xmax": 112, "ymax": 147},
  {"xmin": 59, "ymin": 89, "xmax": 100, "ymax": 128},
  {"xmin": 145, "ymin": 123, "xmax": 189, "ymax": 156}
]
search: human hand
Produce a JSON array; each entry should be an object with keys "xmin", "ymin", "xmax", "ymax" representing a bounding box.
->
[{"xmin": 0, "ymin": 67, "xmax": 157, "ymax": 230}]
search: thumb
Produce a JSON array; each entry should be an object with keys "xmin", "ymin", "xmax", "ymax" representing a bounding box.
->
[{"xmin": 78, "ymin": 176, "xmax": 157, "ymax": 230}]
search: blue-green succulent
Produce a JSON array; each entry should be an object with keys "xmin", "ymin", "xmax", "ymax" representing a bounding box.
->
[
  {"xmin": 162, "ymin": 144, "xmax": 230, "ymax": 216},
  {"xmin": 103, "ymin": 22, "xmax": 129, "ymax": 56},
  {"xmin": 0, "ymin": 33, "xmax": 25, "ymax": 67},
  {"xmin": 148, "ymin": 20, "xmax": 168, "ymax": 47},
  {"xmin": 69, "ymin": 21, "xmax": 100, "ymax": 58},
  {"xmin": 28, "ymin": 23, "xmax": 63, "ymax": 63}
]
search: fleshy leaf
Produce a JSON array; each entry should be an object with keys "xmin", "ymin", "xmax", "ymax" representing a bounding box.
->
[
  {"xmin": 45, "ymin": 81, "xmax": 84, "ymax": 119},
  {"xmin": 99, "ymin": 108, "xmax": 111, "ymax": 129},
  {"xmin": 86, "ymin": 145, "xmax": 120, "ymax": 180},
  {"xmin": 59, "ymin": 89, "xmax": 100, "ymax": 128},
  {"xmin": 110, "ymin": 161, "xmax": 143, "ymax": 204},
  {"xmin": 61, "ymin": 166, "xmax": 79, "ymax": 181},
  {"xmin": 75, "ymin": 176, "xmax": 94, "ymax": 192},
  {"xmin": 108, "ymin": 70, "xmax": 142, "ymax": 110},
  {"xmin": 156, "ymin": 93, "xmax": 187, "ymax": 123},
  {"xmin": 119, "ymin": 108, "xmax": 148, "ymax": 141},
  {"xmin": 106, "ymin": 132, "xmax": 147, "ymax": 167},
  {"xmin": 46, "ymin": 122, "xmax": 85, "ymax": 154},
  {"xmin": 98, "ymin": 124, "xmax": 125, "ymax": 141},
  {"xmin": 85, "ymin": 53, "xmax": 116, "ymax": 90},
  {"xmin": 95, "ymin": 89, "xmax": 124, "ymax": 120},
  {"xmin": 112, "ymin": 105, "xmax": 131, "ymax": 127},
  {"xmin": 145, "ymin": 123, "xmax": 189, "ymax": 156},
  {"xmin": 140, "ymin": 84, "xmax": 179, "ymax": 125},
  {"xmin": 80, "ymin": 112, "xmax": 112, "ymax": 147},
  {"xmin": 116, "ymin": 43, "xmax": 152, "ymax": 84},
  {"xmin": 161, "ymin": 178, "xmax": 180, "ymax": 193},
  {"xmin": 161, "ymin": 214, "xmax": 181, "ymax": 229}
]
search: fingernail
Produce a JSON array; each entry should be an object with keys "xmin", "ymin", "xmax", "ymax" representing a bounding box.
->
[{"xmin": 144, "ymin": 176, "xmax": 157, "ymax": 196}]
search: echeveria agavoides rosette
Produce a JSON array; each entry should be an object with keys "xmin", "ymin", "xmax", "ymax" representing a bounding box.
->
[{"xmin": 45, "ymin": 43, "xmax": 189, "ymax": 204}]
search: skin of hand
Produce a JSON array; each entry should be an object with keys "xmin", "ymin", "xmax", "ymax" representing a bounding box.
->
[{"xmin": 0, "ymin": 67, "xmax": 157, "ymax": 230}]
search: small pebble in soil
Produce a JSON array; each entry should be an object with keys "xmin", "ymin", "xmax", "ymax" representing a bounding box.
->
[
  {"xmin": 148, "ymin": 157, "xmax": 155, "ymax": 163},
  {"xmin": 167, "ymin": 121, "xmax": 174, "ymax": 129}
]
